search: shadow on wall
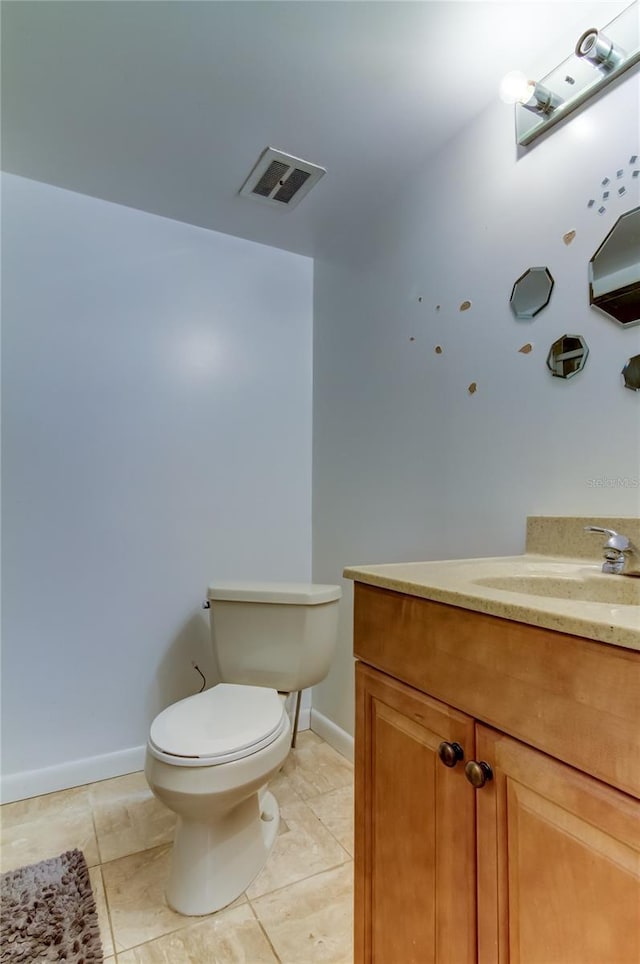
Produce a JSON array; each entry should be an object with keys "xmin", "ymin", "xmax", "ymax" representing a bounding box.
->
[{"xmin": 144, "ymin": 613, "xmax": 220, "ymax": 723}]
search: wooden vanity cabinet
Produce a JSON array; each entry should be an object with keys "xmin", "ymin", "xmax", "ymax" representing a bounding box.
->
[
  {"xmin": 355, "ymin": 662, "xmax": 476, "ymax": 963},
  {"xmin": 353, "ymin": 582, "xmax": 640, "ymax": 964}
]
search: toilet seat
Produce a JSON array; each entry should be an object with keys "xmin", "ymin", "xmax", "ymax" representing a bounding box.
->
[{"xmin": 148, "ymin": 683, "xmax": 289, "ymax": 767}]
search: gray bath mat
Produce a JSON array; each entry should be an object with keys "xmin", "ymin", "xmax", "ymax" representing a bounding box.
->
[{"xmin": 0, "ymin": 849, "xmax": 103, "ymax": 963}]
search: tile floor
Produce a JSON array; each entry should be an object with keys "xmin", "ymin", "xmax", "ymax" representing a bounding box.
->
[{"xmin": 0, "ymin": 730, "xmax": 354, "ymax": 963}]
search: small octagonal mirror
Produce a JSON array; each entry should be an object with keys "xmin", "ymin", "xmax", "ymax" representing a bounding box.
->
[
  {"xmin": 510, "ymin": 266, "xmax": 554, "ymax": 319},
  {"xmin": 622, "ymin": 353, "xmax": 640, "ymax": 391},
  {"xmin": 546, "ymin": 334, "xmax": 589, "ymax": 379},
  {"xmin": 589, "ymin": 206, "xmax": 640, "ymax": 328}
]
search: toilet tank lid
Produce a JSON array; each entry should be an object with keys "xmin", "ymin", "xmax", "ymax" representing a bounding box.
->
[{"xmin": 207, "ymin": 581, "xmax": 341, "ymax": 605}]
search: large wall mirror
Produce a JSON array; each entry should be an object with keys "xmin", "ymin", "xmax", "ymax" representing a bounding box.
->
[
  {"xmin": 589, "ymin": 206, "xmax": 640, "ymax": 328},
  {"xmin": 622, "ymin": 354, "xmax": 640, "ymax": 391}
]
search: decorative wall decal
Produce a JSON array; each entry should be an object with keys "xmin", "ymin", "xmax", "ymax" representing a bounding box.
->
[
  {"xmin": 563, "ymin": 230, "xmax": 576, "ymax": 245},
  {"xmin": 510, "ymin": 266, "xmax": 554, "ymax": 319},
  {"xmin": 468, "ymin": 382, "xmax": 477, "ymax": 394},
  {"xmin": 622, "ymin": 354, "xmax": 640, "ymax": 391},
  {"xmin": 417, "ymin": 296, "xmax": 423, "ymax": 302},
  {"xmin": 519, "ymin": 343, "xmax": 533, "ymax": 354},
  {"xmin": 546, "ymin": 334, "xmax": 589, "ymax": 378},
  {"xmin": 459, "ymin": 300, "xmax": 472, "ymax": 311},
  {"xmin": 588, "ymin": 153, "xmax": 639, "ymax": 212},
  {"xmin": 434, "ymin": 345, "xmax": 443, "ymax": 354},
  {"xmin": 409, "ymin": 336, "xmax": 416, "ymax": 342}
]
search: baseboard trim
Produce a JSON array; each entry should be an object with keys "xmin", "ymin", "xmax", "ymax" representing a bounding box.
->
[
  {"xmin": 309, "ymin": 708, "xmax": 354, "ymax": 763},
  {"xmin": 0, "ymin": 744, "xmax": 146, "ymax": 804}
]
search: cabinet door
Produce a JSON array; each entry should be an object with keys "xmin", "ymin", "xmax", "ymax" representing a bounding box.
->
[
  {"xmin": 475, "ymin": 725, "xmax": 640, "ymax": 964},
  {"xmin": 355, "ymin": 661, "xmax": 476, "ymax": 964}
]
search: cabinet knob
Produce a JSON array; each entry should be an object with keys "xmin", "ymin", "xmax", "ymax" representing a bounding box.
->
[
  {"xmin": 437, "ymin": 741, "xmax": 464, "ymax": 768},
  {"xmin": 464, "ymin": 760, "xmax": 494, "ymax": 788}
]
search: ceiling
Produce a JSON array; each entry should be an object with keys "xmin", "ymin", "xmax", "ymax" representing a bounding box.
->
[{"xmin": 1, "ymin": 1, "xmax": 630, "ymax": 258}]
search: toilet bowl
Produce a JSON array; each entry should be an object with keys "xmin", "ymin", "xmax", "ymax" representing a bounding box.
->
[
  {"xmin": 145, "ymin": 580, "xmax": 341, "ymax": 917},
  {"xmin": 145, "ymin": 683, "xmax": 291, "ymax": 916}
]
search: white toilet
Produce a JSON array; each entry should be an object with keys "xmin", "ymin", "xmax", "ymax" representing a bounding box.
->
[{"xmin": 145, "ymin": 581, "xmax": 341, "ymax": 916}]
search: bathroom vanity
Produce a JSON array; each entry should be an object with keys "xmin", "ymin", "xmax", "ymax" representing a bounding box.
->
[{"xmin": 345, "ymin": 517, "xmax": 640, "ymax": 964}]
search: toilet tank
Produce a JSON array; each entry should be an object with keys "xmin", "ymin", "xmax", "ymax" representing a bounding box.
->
[{"xmin": 206, "ymin": 582, "xmax": 341, "ymax": 692}]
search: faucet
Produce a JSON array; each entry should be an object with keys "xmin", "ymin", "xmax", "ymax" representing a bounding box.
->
[{"xmin": 584, "ymin": 526, "xmax": 640, "ymax": 576}]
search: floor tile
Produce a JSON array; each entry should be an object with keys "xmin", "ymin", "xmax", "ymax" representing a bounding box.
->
[
  {"xmin": 90, "ymin": 771, "xmax": 175, "ymax": 863},
  {"xmin": 89, "ymin": 865, "xmax": 115, "ymax": 959},
  {"xmin": 251, "ymin": 862, "xmax": 354, "ymax": 963},
  {"xmin": 0, "ymin": 785, "xmax": 99, "ymax": 872},
  {"xmin": 101, "ymin": 843, "xmax": 246, "ymax": 952},
  {"xmin": 247, "ymin": 799, "xmax": 350, "ymax": 900},
  {"xmin": 268, "ymin": 765, "xmax": 303, "ymax": 808},
  {"xmin": 281, "ymin": 733, "xmax": 353, "ymax": 801},
  {"xmin": 116, "ymin": 903, "xmax": 279, "ymax": 963},
  {"xmin": 296, "ymin": 730, "xmax": 323, "ymax": 746},
  {"xmin": 307, "ymin": 785, "xmax": 354, "ymax": 857}
]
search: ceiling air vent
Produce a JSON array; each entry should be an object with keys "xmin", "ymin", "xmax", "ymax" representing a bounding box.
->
[{"xmin": 239, "ymin": 147, "xmax": 325, "ymax": 210}]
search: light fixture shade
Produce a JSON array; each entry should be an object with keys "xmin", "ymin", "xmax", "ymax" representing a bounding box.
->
[
  {"xmin": 576, "ymin": 28, "xmax": 625, "ymax": 70},
  {"xmin": 525, "ymin": 82, "xmax": 563, "ymax": 114}
]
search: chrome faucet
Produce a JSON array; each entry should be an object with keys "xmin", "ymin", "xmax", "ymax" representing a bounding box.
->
[{"xmin": 584, "ymin": 526, "xmax": 640, "ymax": 576}]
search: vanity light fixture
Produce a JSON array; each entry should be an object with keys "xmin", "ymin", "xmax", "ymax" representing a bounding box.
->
[{"xmin": 502, "ymin": 1, "xmax": 640, "ymax": 146}]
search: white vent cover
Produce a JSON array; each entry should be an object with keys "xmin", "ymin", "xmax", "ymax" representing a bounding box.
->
[{"xmin": 239, "ymin": 147, "xmax": 325, "ymax": 210}]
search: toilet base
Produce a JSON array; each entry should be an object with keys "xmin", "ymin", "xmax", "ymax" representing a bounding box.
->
[{"xmin": 165, "ymin": 789, "xmax": 280, "ymax": 916}]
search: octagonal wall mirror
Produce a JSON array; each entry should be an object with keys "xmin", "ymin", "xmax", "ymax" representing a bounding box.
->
[
  {"xmin": 589, "ymin": 206, "xmax": 640, "ymax": 328},
  {"xmin": 622, "ymin": 354, "xmax": 640, "ymax": 391},
  {"xmin": 546, "ymin": 334, "xmax": 589, "ymax": 379},
  {"xmin": 510, "ymin": 266, "xmax": 554, "ymax": 319}
]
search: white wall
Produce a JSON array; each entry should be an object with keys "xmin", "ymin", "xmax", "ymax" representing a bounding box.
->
[
  {"xmin": 312, "ymin": 79, "xmax": 640, "ymax": 736},
  {"xmin": 1, "ymin": 174, "xmax": 313, "ymax": 800}
]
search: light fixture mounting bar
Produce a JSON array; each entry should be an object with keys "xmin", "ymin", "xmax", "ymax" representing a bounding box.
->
[{"xmin": 515, "ymin": 1, "xmax": 639, "ymax": 146}]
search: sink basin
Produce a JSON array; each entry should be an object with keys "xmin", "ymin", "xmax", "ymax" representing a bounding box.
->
[{"xmin": 473, "ymin": 574, "xmax": 640, "ymax": 606}]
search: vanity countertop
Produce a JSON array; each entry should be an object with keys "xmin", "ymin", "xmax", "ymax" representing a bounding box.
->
[
  {"xmin": 343, "ymin": 554, "xmax": 639, "ymax": 650},
  {"xmin": 343, "ymin": 517, "xmax": 640, "ymax": 652}
]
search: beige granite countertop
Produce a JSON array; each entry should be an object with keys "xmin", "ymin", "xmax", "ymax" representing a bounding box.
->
[{"xmin": 343, "ymin": 516, "xmax": 640, "ymax": 652}]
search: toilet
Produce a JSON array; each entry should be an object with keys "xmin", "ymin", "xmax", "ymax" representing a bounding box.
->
[{"xmin": 145, "ymin": 581, "xmax": 341, "ymax": 916}]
